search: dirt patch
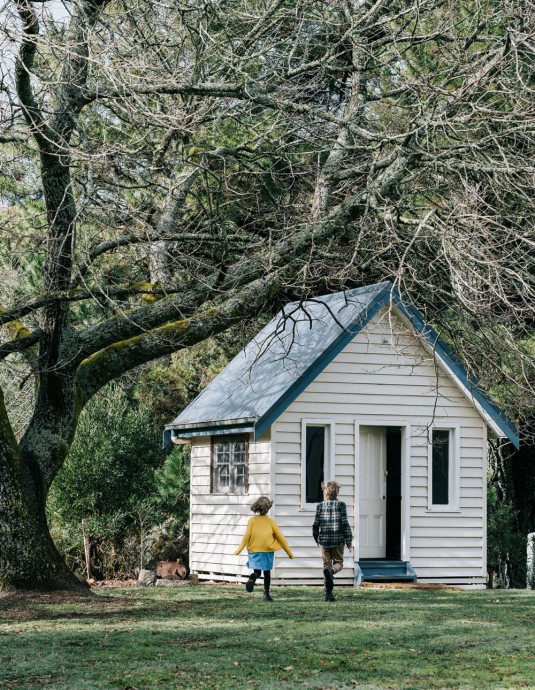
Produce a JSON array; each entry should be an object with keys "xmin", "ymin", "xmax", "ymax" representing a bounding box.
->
[
  {"xmin": 90, "ymin": 579, "xmax": 138, "ymax": 588},
  {"xmin": 0, "ymin": 579, "xmax": 148, "ymax": 620},
  {"xmin": 1, "ymin": 589, "xmax": 90, "ymax": 605},
  {"xmin": 361, "ymin": 581, "xmax": 460, "ymax": 591},
  {"xmin": 0, "ymin": 588, "xmax": 127, "ymax": 622}
]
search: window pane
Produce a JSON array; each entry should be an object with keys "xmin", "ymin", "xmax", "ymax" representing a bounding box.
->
[
  {"xmin": 233, "ymin": 446, "xmax": 245, "ymax": 465},
  {"xmin": 214, "ymin": 440, "xmax": 229, "ymax": 492},
  {"xmin": 306, "ymin": 426, "xmax": 325, "ymax": 503},
  {"xmin": 432, "ymin": 429, "xmax": 450, "ymax": 505},
  {"xmin": 215, "ymin": 440, "xmax": 229, "ymax": 460},
  {"xmin": 217, "ymin": 465, "xmax": 230, "ymax": 492},
  {"xmin": 231, "ymin": 440, "xmax": 246, "ymax": 494},
  {"xmin": 212, "ymin": 435, "xmax": 248, "ymax": 494},
  {"xmin": 235, "ymin": 463, "xmax": 246, "ymax": 491},
  {"xmin": 217, "ymin": 451, "xmax": 230, "ymax": 465}
]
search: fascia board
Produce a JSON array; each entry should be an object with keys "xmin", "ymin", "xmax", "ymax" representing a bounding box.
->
[
  {"xmin": 391, "ymin": 292, "xmax": 519, "ymax": 449},
  {"xmin": 165, "ymin": 416, "xmax": 257, "ymax": 432},
  {"xmin": 163, "ymin": 418, "xmax": 257, "ymax": 448},
  {"xmin": 253, "ymin": 283, "xmax": 393, "ymax": 440}
]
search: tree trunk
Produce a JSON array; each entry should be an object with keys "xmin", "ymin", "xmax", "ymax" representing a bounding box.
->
[
  {"xmin": 0, "ymin": 459, "xmax": 84, "ymax": 591},
  {"xmin": 0, "ymin": 389, "xmax": 84, "ymax": 592}
]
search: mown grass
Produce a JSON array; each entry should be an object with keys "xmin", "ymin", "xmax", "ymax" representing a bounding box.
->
[{"xmin": 0, "ymin": 585, "xmax": 534, "ymax": 690}]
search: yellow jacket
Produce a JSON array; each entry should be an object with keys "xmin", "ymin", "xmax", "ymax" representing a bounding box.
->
[{"xmin": 234, "ymin": 515, "xmax": 294, "ymax": 558}]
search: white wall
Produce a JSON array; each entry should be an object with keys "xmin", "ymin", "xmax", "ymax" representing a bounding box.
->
[
  {"xmin": 189, "ymin": 432, "xmax": 271, "ymax": 580},
  {"xmin": 272, "ymin": 307, "xmax": 488, "ymax": 586}
]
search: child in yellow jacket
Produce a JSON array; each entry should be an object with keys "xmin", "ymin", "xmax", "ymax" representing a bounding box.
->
[{"xmin": 234, "ymin": 496, "xmax": 294, "ymax": 601}]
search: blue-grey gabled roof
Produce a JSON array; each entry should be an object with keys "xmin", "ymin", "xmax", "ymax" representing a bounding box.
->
[{"xmin": 164, "ymin": 281, "xmax": 519, "ymax": 448}]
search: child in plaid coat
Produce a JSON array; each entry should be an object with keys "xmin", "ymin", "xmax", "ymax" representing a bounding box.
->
[{"xmin": 312, "ymin": 481, "xmax": 353, "ymax": 602}]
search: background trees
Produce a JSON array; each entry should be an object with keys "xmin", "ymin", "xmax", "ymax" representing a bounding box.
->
[
  {"xmin": 0, "ymin": 0, "xmax": 534, "ymax": 589},
  {"xmin": 47, "ymin": 384, "xmax": 169, "ymax": 580}
]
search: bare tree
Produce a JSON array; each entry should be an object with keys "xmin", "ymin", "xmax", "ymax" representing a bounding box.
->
[{"xmin": 0, "ymin": 0, "xmax": 534, "ymax": 590}]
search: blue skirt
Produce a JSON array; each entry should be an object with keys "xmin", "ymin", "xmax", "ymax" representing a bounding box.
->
[{"xmin": 247, "ymin": 552, "xmax": 274, "ymax": 571}]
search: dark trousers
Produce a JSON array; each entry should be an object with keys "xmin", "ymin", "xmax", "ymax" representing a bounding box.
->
[{"xmin": 251, "ymin": 569, "xmax": 271, "ymax": 592}]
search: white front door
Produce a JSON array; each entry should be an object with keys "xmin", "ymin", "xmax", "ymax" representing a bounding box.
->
[{"xmin": 359, "ymin": 426, "xmax": 387, "ymax": 558}]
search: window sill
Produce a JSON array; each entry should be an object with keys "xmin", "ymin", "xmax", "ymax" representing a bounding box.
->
[{"xmin": 425, "ymin": 507, "xmax": 461, "ymax": 513}]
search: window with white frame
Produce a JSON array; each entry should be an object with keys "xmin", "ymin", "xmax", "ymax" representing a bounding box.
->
[
  {"xmin": 428, "ymin": 427, "xmax": 459, "ymax": 510},
  {"xmin": 301, "ymin": 420, "xmax": 335, "ymax": 507},
  {"xmin": 211, "ymin": 435, "xmax": 248, "ymax": 494}
]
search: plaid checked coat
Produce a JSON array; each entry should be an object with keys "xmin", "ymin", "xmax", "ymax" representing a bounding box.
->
[{"xmin": 312, "ymin": 499, "xmax": 353, "ymax": 548}]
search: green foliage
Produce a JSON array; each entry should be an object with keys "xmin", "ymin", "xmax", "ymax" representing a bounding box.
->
[
  {"xmin": 49, "ymin": 385, "xmax": 163, "ymax": 524},
  {"xmin": 135, "ymin": 338, "xmax": 231, "ymax": 427},
  {"xmin": 48, "ymin": 382, "xmax": 196, "ymax": 578},
  {"xmin": 487, "ymin": 482, "xmax": 527, "ymax": 588},
  {"xmin": 149, "ymin": 445, "xmax": 191, "ymax": 564},
  {"xmin": 47, "ymin": 384, "xmax": 167, "ymax": 578},
  {"xmin": 155, "ymin": 445, "xmax": 190, "ymax": 520}
]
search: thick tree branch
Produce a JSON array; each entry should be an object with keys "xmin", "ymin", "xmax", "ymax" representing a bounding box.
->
[
  {"xmin": 73, "ymin": 281, "xmax": 215, "ymax": 362},
  {"xmin": 83, "ymin": 79, "xmax": 379, "ymax": 139},
  {"xmin": 75, "ymin": 274, "xmax": 282, "ymax": 402},
  {"xmin": 0, "ymin": 283, "xmax": 188, "ymax": 328},
  {"xmin": 14, "ymin": 0, "xmax": 51, "ymax": 149},
  {"xmin": 76, "ymin": 231, "xmax": 246, "ymax": 280},
  {"xmin": 82, "ymin": 81, "xmax": 247, "ymax": 104},
  {"xmin": 48, "ymin": 0, "xmax": 112, "ymax": 144},
  {"xmin": 0, "ymin": 331, "xmax": 41, "ymax": 360}
]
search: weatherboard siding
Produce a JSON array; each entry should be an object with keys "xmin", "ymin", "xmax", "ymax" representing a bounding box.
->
[
  {"xmin": 272, "ymin": 308, "xmax": 487, "ymax": 585},
  {"xmin": 188, "ymin": 307, "xmax": 488, "ymax": 586},
  {"xmin": 189, "ymin": 433, "xmax": 271, "ymax": 580}
]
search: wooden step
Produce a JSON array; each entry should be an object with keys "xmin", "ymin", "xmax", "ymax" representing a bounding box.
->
[{"xmin": 355, "ymin": 560, "xmax": 417, "ymax": 586}]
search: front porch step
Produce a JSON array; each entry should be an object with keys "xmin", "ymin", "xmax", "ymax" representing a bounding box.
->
[{"xmin": 355, "ymin": 560, "xmax": 417, "ymax": 586}]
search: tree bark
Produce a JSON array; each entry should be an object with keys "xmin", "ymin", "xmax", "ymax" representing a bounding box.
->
[
  {"xmin": 0, "ymin": 0, "xmax": 109, "ymax": 592},
  {"xmin": 82, "ymin": 519, "xmax": 93, "ymax": 581},
  {"xmin": 0, "ymin": 388, "xmax": 83, "ymax": 591},
  {"xmin": 1, "ymin": 0, "xmax": 532, "ymax": 592}
]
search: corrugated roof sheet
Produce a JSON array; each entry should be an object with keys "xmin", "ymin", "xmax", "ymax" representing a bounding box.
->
[
  {"xmin": 164, "ymin": 281, "xmax": 519, "ymax": 448},
  {"xmin": 166, "ymin": 281, "xmax": 390, "ymax": 431}
]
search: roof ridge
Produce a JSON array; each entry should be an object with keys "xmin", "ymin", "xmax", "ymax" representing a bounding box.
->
[
  {"xmin": 284, "ymin": 280, "xmax": 392, "ymax": 309},
  {"xmin": 164, "ymin": 280, "xmax": 518, "ymax": 449}
]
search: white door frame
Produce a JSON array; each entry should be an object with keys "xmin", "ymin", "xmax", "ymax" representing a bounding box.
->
[{"xmin": 354, "ymin": 420, "xmax": 411, "ymax": 562}]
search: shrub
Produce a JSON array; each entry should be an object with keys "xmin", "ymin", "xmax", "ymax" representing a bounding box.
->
[{"xmin": 47, "ymin": 385, "xmax": 169, "ymax": 579}]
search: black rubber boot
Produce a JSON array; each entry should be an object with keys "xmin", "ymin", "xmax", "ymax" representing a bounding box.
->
[
  {"xmin": 324, "ymin": 590, "xmax": 336, "ymax": 602},
  {"xmin": 323, "ymin": 567, "xmax": 334, "ymax": 590},
  {"xmin": 245, "ymin": 575, "xmax": 257, "ymax": 592},
  {"xmin": 262, "ymin": 570, "xmax": 272, "ymax": 600}
]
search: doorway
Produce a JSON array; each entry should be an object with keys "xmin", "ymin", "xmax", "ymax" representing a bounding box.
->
[{"xmin": 358, "ymin": 426, "xmax": 403, "ymax": 560}]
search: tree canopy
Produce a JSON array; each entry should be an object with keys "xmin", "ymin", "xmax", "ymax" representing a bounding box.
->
[{"xmin": 0, "ymin": 0, "xmax": 534, "ymax": 590}]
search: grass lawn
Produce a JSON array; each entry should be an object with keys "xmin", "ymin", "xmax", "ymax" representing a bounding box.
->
[{"xmin": 0, "ymin": 584, "xmax": 534, "ymax": 690}]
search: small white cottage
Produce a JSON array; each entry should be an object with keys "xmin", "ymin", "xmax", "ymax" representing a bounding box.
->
[{"xmin": 164, "ymin": 281, "xmax": 518, "ymax": 588}]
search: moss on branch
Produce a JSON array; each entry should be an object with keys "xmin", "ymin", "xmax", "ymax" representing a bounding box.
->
[{"xmin": 75, "ymin": 276, "xmax": 280, "ymax": 402}]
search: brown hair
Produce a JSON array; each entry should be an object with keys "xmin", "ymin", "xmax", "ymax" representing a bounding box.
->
[
  {"xmin": 322, "ymin": 481, "xmax": 340, "ymax": 500},
  {"xmin": 251, "ymin": 496, "xmax": 273, "ymax": 515}
]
